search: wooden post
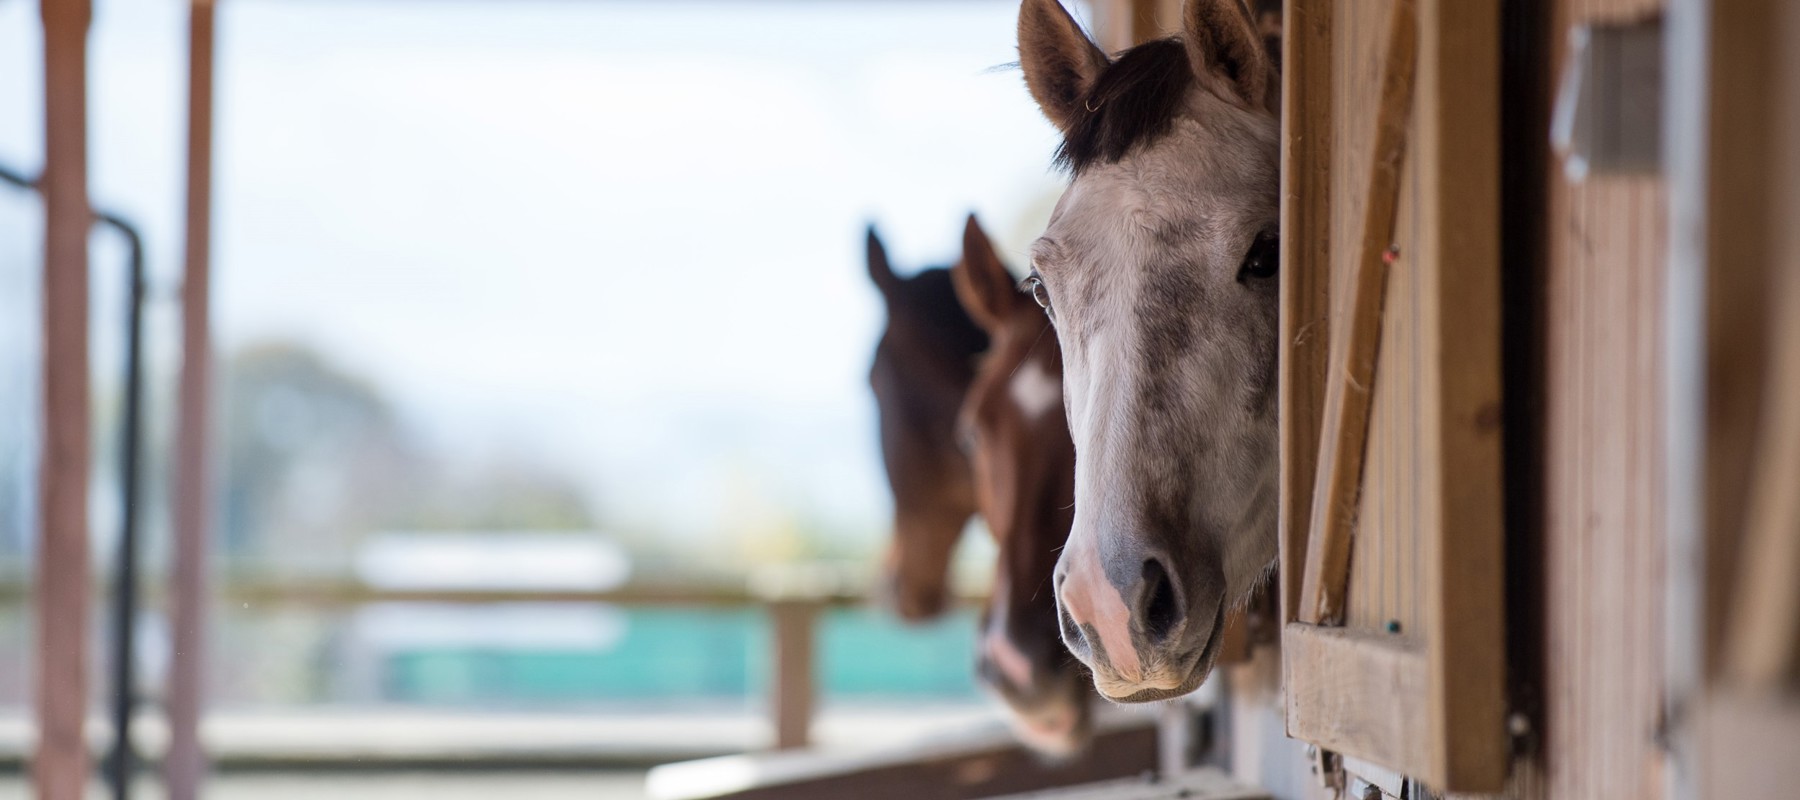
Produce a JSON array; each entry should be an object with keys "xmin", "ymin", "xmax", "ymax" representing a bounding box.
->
[
  {"xmin": 167, "ymin": 1, "xmax": 217, "ymax": 797},
  {"xmin": 36, "ymin": 1, "xmax": 93, "ymax": 798},
  {"xmin": 1094, "ymin": 0, "xmax": 1164, "ymax": 52},
  {"xmin": 1278, "ymin": 0, "xmax": 1333, "ymax": 627},
  {"xmin": 770, "ymin": 601, "xmax": 818, "ymax": 750}
]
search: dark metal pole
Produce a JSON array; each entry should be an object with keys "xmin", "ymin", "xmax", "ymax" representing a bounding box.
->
[
  {"xmin": 96, "ymin": 210, "xmax": 145, "ymax": 800},
  {"xmin": 0, "ymin": 163, "xmax": 149, "ymax": 800}
]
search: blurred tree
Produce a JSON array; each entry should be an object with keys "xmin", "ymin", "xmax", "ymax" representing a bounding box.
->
[
  {"xmin": 220, "ymin": 340, "xmax": 603, "ymax": 576},
  {"xmin": 221, "ymin": 342, "xmax": 419, "ymax": 572}
]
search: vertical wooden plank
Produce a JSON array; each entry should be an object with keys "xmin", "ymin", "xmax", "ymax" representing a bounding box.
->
[
  {"xmin": 1684, "ymin": 0, "xmax": 1800, "ymax": 794},
  {"xmin": 36, "ymin": 1, "xmax": 92, "ymax": 798},
  {"xmin": 1698, "ymin": 0, "xmax": 1777, "ymax": 675},
  {"xmin": 1091, "ymin": 0, "xmax": 1168, "ymax": 52},
  {"xmin": 1278, "ymin": 0, "xmax": 1333, "ymax": 626},
  {"xmin": 1707, "ymin": 0, "xmax": 1800, "ymax": 695},
  {"xmin": 1418, "ymin": 0, "xmax": 1507, "ymax": 789},
  {"xmin": 1297, "ymin": 0, "xmax": 1417, "ymax": 627},
  {"xmin": 167, "ymin": 1, "xmax": 217, "ymax": 797},
  {"xmin": 1717, "ymin": 241, "xmax": 1800, "ymax": 689},
  {"xmin": 770, "ymin": 601, "xmax": 818, "ymax": 750}
]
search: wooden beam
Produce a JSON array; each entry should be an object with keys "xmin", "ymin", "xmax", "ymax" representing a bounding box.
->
[
  {"xmin": 1091, "ymin": 0, "xmax": 1163, "ymax": 52},
  {"xmin": 1720, "ymin": 20, "xmax": 1800, "ymax": 689},
  {"xmin": 649, "ymin": 720, "xmax": 1163, "ymax": 800},
  {"xmin": 1280, "ymin": 623, "xmax": 1427, "ymax": 775},
  {"xmin": 1277, "ymin": 0, "xmax": 1333, "ymax": 625},
  {"xmin": 35, "ymin": 1, "xmax": 93, "ymax": 797},
  {"xmin": 1721, "ymin": 249, "xmax": 1800, "ymax": 688},
  {"xmin": 770, "ymin": 601, "xmax": 818, "ymax": 750},
  {"xmin": 167, "ymin": 1, "xmax": 218, "ymax": 797},
  {"xmin": 1417, "ymin": 0, "xmax": 1507, "ymax": 788},
  {"xmin": 1297, "ymin": 0, "xmax": 1417, "ymax": 627}
]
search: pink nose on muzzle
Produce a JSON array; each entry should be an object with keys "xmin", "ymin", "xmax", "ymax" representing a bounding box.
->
[{"xmin": 1053, "ymin": 550, "xmax": 1184, "ymax": 685}]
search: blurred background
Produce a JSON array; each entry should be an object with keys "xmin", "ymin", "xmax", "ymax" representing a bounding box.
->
[{"xmin": 0, "ymin": 0, "xmax": 1074, "ymax": 795}]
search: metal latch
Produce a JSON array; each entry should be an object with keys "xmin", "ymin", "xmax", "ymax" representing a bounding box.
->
[{"xmin": 1551, "ymin": 18, "xmax": 1665, "ymax": 179}]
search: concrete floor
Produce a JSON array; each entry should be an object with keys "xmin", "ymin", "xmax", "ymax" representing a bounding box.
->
[{"xmin": 0, "ymin": 771, "xmax": 649, "ymax": 800}]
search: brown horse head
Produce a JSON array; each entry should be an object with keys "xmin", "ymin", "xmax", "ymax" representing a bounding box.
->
[
  {"xmin": 867, "ymin": 226, "xmax": 990, "ymax": 621},
  {"xmin": 952, "ymin": 216, "xmax": 1090, "ymax": 755},
  {"xmin": 1017, "ymin": 0, "xmax": 1281, "ymax": 702}
]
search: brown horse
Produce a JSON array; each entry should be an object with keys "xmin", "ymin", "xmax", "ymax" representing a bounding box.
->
[
  {"xmin": 952, "ymin": 216, "xmax": 1090, "ymax": 755},
  {"xmin": 865, "ymin": 227, "xmax": 989, "ymax": 621}
]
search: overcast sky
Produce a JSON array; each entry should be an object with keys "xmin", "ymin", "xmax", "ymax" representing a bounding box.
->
[{"xmin": 0, "ymin": 0, "xmax": 1073, "ymax": 557}]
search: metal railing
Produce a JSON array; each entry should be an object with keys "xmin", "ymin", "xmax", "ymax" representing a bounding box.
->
[{"xmin": 1, "ymin": 162, "xmax": 148, "ymax": 799}]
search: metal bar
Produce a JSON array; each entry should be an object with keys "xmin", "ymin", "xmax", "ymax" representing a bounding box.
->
[
  {"xmin": 167, "ymin": 1, "xmax": 218, "ymax": 796},
  {"xmin": 98, "ymin": 212, "xmax": 146, "ymax": 800},
  {"xmin": 36, "ymin": 0, "xmax": 94, "ymax": 797}
]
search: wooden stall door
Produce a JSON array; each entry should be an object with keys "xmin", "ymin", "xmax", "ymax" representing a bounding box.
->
[
  {"xmin": 1277, "ymin": 0, "xmax": 1509, "ymax": 792},
  {"xmin": 1685, "ymin": 0, "xmax": 1800, "ymax": 795}
]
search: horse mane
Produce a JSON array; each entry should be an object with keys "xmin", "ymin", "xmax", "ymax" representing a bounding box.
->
[{"xmin": 1054, "ymin": 38, "xmax": 1195, "ymax": 175}]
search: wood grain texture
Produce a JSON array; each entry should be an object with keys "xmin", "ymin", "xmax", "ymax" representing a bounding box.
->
[
  {"xmin": 1532, "ymin": 2, "xmax": 1672, "ymax": 799},
  {"xmin": 1702, "ymin": 0, "xmax": 1800, "ymax": 749},
  {"xmin": 1540, "ymin": 174, "xmax": 1669, "ymax": 800},
  {"xmin": 1279, "ymin": 0, "xmax": 1509, "ymax": 790},
  {"xmin": 35, "ymin": 1, "xmax": 93, "ymax": 797},
  {"xmin": 1721, "ymin": 236, "xmax": 1800, "ymax": 690},
  {"xmin": 1691, "ymin": 1, "xmax": 1800, "ymax": 797},
  {"xmin": 1416, "ymin": 0, "xmax": 1509, "ymax": 790},
  {"xmin": 1277, "ymin": 0, "xmax": 1333, "ymax": 626},
  {"xmin": 1298, "ymin": 0, "xmax": 1418, "ymax": 628},
  {"xmin": 1335, "ymin": 0, "xmax": 1425, "ymax": 641},
  {"xmin": 1697, "ymin": 0, "xmax": 1776, "ymax": 683},
  {"xmin": 1345, "ymin": 140, "xmax": 1423, "ymax": 639},
  {"xmin": 1281, "ymin": 623, "xmax": 1429, "ymax": 774},
  {"xmin": 1702, "ymin": 0, "xmax": 1799, "ymax": 695}
]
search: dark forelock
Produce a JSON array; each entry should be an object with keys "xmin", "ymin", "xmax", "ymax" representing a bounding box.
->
[{"xmin": 1054, "ymin": 38, "xmax": 1195, "ymax": 175}]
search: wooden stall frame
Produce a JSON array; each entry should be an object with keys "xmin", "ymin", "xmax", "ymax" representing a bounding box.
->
[
  {"xmin": 1295, "ymin": 0, "xmax": 1417, "ymax": 627},
  {"xmin": 1279, "ymin": 0, "xmax": 1509, "ymax": 791},
  {"xmin": 1668, "ymin": 0, "xmax": 1800, "ymax": 797}
]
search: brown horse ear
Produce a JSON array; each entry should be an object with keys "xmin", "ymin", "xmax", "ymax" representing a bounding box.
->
[
  {"xmin": 867, "ymin": 225, "xmax": 901, "ymax": 296},
  {"xmin": 953, "ymin": 214, "xmax": 1017, "ymax": 331},
  {"xmin": 1183, "ymin": 0, "xmax": 1274, "ymax": 112},
  {"xmin": 1018, "ymin": 0, "xmax": 1110, "ymax": 132}
]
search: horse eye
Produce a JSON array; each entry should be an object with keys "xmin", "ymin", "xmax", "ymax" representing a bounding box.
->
[
  {"xmin": 1238, "ymin": 231, "xmax": 1280, "ymax": 282},
  {"xmin": 1021, "ymin": 272, "xmax": 1053, "ymax": 315}
]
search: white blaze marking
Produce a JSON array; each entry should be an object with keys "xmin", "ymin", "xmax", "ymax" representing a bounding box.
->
[{"xmin": 1009, "ymin": 360, "xmax": 1062, "ymax": 420}]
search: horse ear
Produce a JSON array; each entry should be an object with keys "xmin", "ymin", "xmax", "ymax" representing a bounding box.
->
[
  {"xmin": 1018, "ymin": 0, "xmax": 1109, "ymax": 132},
  {"xmin": 1183, "ymin": 0, "xmax": 1274, "ymax": 112},
  {"xmin": 867, "ymin": 225, "xmax": 901, "ymax": 296},
  {"xmin": 953, "ymin": 214, "xmax": 1016, "ymax": 331}
]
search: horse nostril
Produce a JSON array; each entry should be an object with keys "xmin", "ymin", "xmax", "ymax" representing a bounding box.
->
[
  {"xmin": 1139, "ymin": 558, "xmax": 1183, "ymax": 645},
  {"xmin": 1058, "ymin": 602, "xmax": 1084, "ymax": 648}
]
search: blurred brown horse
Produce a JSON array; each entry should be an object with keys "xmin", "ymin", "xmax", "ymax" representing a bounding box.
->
[
  {"xmin": 865, "ymin": 228, "xmax": 988, "ymax": 621},
  {"xmin": 952, "ymin": 216, "xmax": 1090, "ymax": 755}
]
